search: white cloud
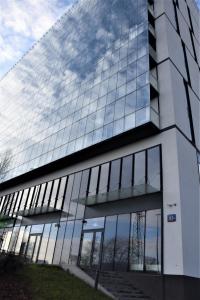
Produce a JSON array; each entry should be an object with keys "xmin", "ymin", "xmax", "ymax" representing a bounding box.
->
[{"xmin": 0, "ymin": 0, "xmax": 74, "ymax": 79}]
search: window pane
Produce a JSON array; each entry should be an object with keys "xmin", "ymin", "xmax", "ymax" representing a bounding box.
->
[
  {"xmin": 43, "ymin": 181, "xmax": 53, "ymax": 207},
  {"xmin": 53, "ymin": 222, "xmax": 67, "ymax": 265},
  {"xmin": 102, "ymin": 215, "xmax": 117, "ymax": 270},
  {"xmin": 50, "ymin": 179, "xmax": 60, "ymax": 207},
  {"xmin": 25, "ymin": 187, "xmax": 34, "ymax": 211},
  {"xmin": 147, "ymin": 146, "xmax": 161, "ymax": 191},
  {"xmin": 145, "ymin": 209, "xmax": 161, "ymax": 272},
  {"xmin": 56, "ymin": 176, "xmax": 67, "ymax": 210},
  {"xmin": 45, "ymin": 223, "xmax": 58, "ymax": 264},
  {"xmin": 88, "ymin": 166, "xmax": 99, "ymax": 197},
  {"xmin": 134, "ymin": 151, "xmax": 146, "ymax": 186},
  {"xmin": 69, "ymin": 220, "xmax": 82, "ymax": 265},
  {"xmin": 60, "ymin": 221, "xmax": 74, "ymax": 265},
  {"xmin": 109, "ymin": 159, "xmax": 121, "ymax": 191},
  {"xmin": 121, "ymin": 155, "xmax": 133, "ymax": 189},
  {"xmin": 15, "ymin": 226, "xmax": 25, "ymax": 254},
  {"xmin": 68, "ymin": 172, "xmax": 82, "ymax": 220},
  {"xmin": 38, "ymin": 224, "xmax": 51, "ymax": 263},
  {"xmin": 115, "ymin": 214, "xmax": 130, "ymax": 271},
  {"xmin": 62, "ymin": 174, "xmax": 74, "ymax": 217},
  {"xmin": 37, "ymin": 184, "xmax": 46, "ymax": 207},
  {"xmin": 129, "ymin": 212, "xmax": 145, "ymax": 271},
  {"xmin": 98, "ymin": 163, "xmax": 109, "ymax": 195}
]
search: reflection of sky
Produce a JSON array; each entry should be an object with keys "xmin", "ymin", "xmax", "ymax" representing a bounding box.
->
[{"xmin": 0, "ymin": 0, "xmax": 151, "ymax": 182}]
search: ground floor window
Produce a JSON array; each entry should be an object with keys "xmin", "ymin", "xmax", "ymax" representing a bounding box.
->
[{"xmin": 0, "ymin": 208, "xmax": 161, "ymax": 273}]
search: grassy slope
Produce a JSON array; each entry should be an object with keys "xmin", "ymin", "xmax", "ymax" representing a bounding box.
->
[{"xmin": 19, "ymin": 264, "xmax": 110, "ymax": 300}]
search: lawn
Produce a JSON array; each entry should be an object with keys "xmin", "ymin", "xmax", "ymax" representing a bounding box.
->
[{"xmin": 18, "ymin": 264, "xmax": 110, "ymax": 300}]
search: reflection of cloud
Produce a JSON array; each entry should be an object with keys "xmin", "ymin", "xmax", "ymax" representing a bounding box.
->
[{"xmin": 0, "ymin": 0, "xmax": 75, "ymax": 79}]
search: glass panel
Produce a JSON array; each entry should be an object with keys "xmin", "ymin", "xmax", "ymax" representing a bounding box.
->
[
  {"xmin": 88, "ymin": 166, "xmax": 99, "ymax": 197},
  {"xmin": 36, "ymin": 184, "xmax": 46, "ymax": 208},
  {"xmin": 45, "ymin": 223, "xmax": 58, "ymax": 264},
  {"xmin": 109, "ymin": 159, "xmax": 121, "ymax": 191},
  {"xmin": 56, "ymin": 176, "xmax": 67, "ymax": 210},
  {"xmin": 8, "ymin": 226, "xmax": 20, "ymax": 252},
  {"xmin": 31, "ymin": 224, "xmax": 44, "ymax": 234},
  {"xmin": 49, "ymin": 179, "xmax": 60, "ymax": 207},
  {"xmin": 80, "ymin": 232, "xmax": 93, "ymax": 268},
  {"xmin": 15, "ymin": 226, "xmax": 25, "ymax": 254},
  {"xmin": 145, "ymin": 210, "xmax": 161, "ymax": 272},
  {"xmin": 68, "ymin": 172, "xmax": 82, "ymax": 220},
  {"xmin": 32, "ymin": 235, "xmax": 41, "ymax": 263},
  {"xmin": 62, "ymin": 175, "xmax": 74, "ymax": 215},
  {"xmin": 25, "ymin": 187, "xmax": 34, "ymax": 211},
  {"xmin": 129, "ymin": 212, "xmax": 145, "ymax": 271},
  {"xmin": 121, "ymin": 155, "xmax": 133, "ymax": 189},
  {"xmin": 37, "ymin": 224, "xmax": 51, "ymax": 263},
  {"xmin": 20, "ymin": 226, "xmax": 31, "ymax": 255},
  {"xmin": 134, "ymin": 151, "xmax": 146, "ymax": 186},
  {"xmin": 147, "ymin": 146, "xmax": 161, "ymax": 191},
  {"xmin": 19, "ymin": 189, "xmax": 29, "ymax": 211},
  {"xmin": 83, "ymin": 217, "xmax": 105, "ymax": 231},
  {"xmin": 79, "ymin": 170, "xmax": 89, "ymax": 200},
  {"xmin": 26, "ymin": 235, "xmax": 36, "ymax": 260},
  {"xmin": 115, "ymin": 214, "xmax": 130, "ymax": 271},
  {"xmin": 98, "ymin": 163, "xmax": 109, "ymax": 194},
  {"xmin": 53, "ymin": 222, "xmax": 67, "ymax": 265},
  {"xmin": 69, "ymin": 220, "xmax": 82, "ymax": 265},
  {"xmin": 102, "ymin": 215, "xmax": 117, "ymax": 270},
  {"xmin": 92, "ymin": 231, "xmax": 102, "ymax": 268},
  {"xmin": 43, "ymin": 181, "xmax": 53, "ymax": 207},
  {"xmin": 1, "ymin": 229, "xmax": 12, "ymax": 251},
  {"xmin": 60, "ymin": 221, "xmax": 74, "ymax": 265}
]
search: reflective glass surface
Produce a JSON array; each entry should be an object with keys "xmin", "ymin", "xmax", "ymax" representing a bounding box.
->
[{"xmin": 0, "ymin": 0, "xmax": 152, "ymax": 183}]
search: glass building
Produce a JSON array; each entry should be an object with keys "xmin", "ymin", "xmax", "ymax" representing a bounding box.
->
[{"xmin": 0, "ymin": 0, "xmax": 200, "ymax": 298}]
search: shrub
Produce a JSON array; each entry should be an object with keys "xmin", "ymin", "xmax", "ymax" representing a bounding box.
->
[{"xmin": 0, "ymin": 252, "xmax": 25, "ymax": 274}]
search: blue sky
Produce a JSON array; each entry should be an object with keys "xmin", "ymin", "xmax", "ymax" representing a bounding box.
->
[{"xmin": 0, "ymin": 0, "xmax": 199, "ymax": 80}]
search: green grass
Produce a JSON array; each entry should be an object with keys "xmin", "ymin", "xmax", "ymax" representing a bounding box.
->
[{"xmin": 19, "ymin": 264, "xmax": 110, "ymax": 300}]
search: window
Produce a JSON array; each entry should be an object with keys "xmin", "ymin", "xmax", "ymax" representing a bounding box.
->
[
  {"xmin": 115, "ymin": 214, "xmax": 130, "ymax": 271},
  {"xmin": 88, "ymin": 166, "xmax": 99, "ymax": 197},
  {"xmin": 102, "ymin": 215, "xmax": 117, "ymax": 270},
  {"xmin": 121, "ymin": 155, "xmax": 133, "ymax": 189},
  {"xmin": 45, "ymin": 223, "xmax": 58, "ymax": 264},
  {"xmin": 68, "ymin": 172, "xmax": 82, "ymax": 220},
  {"xmin": 147, "ymin": 146, "xmax": 161, "ymax": 190},
  {"xmin": 37, "ymin": 183, "xmax": 46, "ymax": 207},
  {"xmin": 43, "ymin": 181, "xmax": 53, "ymax": 207},
  {"xmin": 134, "ymin": 151, "xmax": 146, "ymax": 186},
  {"xmin": 38, "ymin": 224, "xmax": 51, "ymax": 262},
  {"xmin": 98, "ymin": 163, "xmax": 109, "ymax": 194},
  {"xmin": 69, "ymin": 220, "xmax": 82, "ymax": 265},
  {"xmin": 50, "ymin": 179, "xmax": 60, "ymax": 207},
  {"xmin": 56, "ymin": 176, "xmax": 67, "ymax": 210},
  {"xmin": 60, "ymin": 221, "xmax": 74, "ymax": 264},
  {"xmin": 109, "ymin": 159, "xmax": 121, "ymax": 191},
  {"xmin": 53, "ymin": 222, "xmax": 67, "ymax": 265},
  {"xmin": 62, "ymin": 175, "xmax": 74, "ymax": 215}
]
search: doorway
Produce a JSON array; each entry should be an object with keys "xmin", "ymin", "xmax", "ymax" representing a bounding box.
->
[
  {"xmin": 26, "ymin": 234, "xmax": 41, "ymax": 262},
  {"xmin": 79, "ymin": 229, "xmax": 103, "ymax": 270}
]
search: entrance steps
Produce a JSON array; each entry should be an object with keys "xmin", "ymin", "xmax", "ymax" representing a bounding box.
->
[{"xmin": 85, "ymin": 269, "xmax": 153, "ymax": 300}]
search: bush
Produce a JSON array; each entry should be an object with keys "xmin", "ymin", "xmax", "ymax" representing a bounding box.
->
[{"xmin": 0, "ymin": 252, "xmax": 25, "ymax": 274}]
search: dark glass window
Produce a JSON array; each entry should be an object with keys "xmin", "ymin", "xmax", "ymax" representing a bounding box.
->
[
  {"xmin": 115, "ymin": 214, "xmax": 130, "ymax": 271},
  {"xmin": 56, "ymin": 176, "xmax": 67, "ymax": 210},
  {"xmin": 109, "ymin": 159, "xmax": 121, "ymax": 191},
  {"xmin": 60, "ymin": 221, "xmax": 74, "ymax": 264},
  {"xmin": 134, "ymin": 151, "xmax": 146, "ymax": 186},
  {"xmin": 68, "ymin": 172, "xmax": 82, "ymax": 220},
  {"xmin": 38, "ymin": 224, "xmax": 51, "ymax": 263},
  {"xmin": 147, "ymin": 146, "xmax": 161, "ymax": 191},
  {"xmin": 36, "ymin": 183, "xmax": 46, "ymax": 208},
  {"xmin": 88, "ymin": 166, "xmax": 99, "ymax": 197},
  {"xmin": 129, "ymin": 211, "xmax": 145, "ymax": 271},
  {"xmin": 53, "ymin": 222, "xmax": 67, "ymax": 265},
  {"xmin": 62, "ymin": 175, "xmax": 74, "ymax": 215},
  {"xmin": 79, "ymin": 169, "xmax": 89, "ymax": 200},
  {"xmin": 19, "ymin": 189, "xmax": 29, "ymax": 211},
  {"xmin": 25, "ymin": 187, "xmax": 34, "ymax": 210},
  {"xmin": 102, "ymin": 215, "xmax": 117, "ymax": 270},
  {"xmin": 121, "ymin": 155, "xmax": 133, "ymax": 189},
  {"xmin": 43, "ymin": 181, "xmax": 53, "ymax": 207},
  {"xmin": 98, "ymin": 163, "xmax": 109, "ymax": 194},
  {"xmin": 45, "ymin": 223, "xmax": 58, "ymax": 264},
  {"xmin": 145, "ymin": 209, "xmax": 161, "ymax": 272},
  {"xmin": 69, "ymin": 220, "xmax": 82, "ymax": 265},
  {"xmin": 50, "ymin": 179, "xmax": 60, "ymax": 207}
]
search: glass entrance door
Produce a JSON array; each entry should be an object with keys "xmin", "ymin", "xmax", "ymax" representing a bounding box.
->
[
  {"xmin": 26, "ymin": 234, "xmax": 41, "ymax": 262},
  {"xmin": 79, "ymin": 230, "xmax": 103, "ymax": 270}
]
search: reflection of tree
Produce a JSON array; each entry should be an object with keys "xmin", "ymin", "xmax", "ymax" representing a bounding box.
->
[
  {"xmin": 130, "ymin": 213, "xmax": 145, "ymax": 266},
  {"xmin": 0, "ymin": 149, "xmax": 12, "ymax": 181}
]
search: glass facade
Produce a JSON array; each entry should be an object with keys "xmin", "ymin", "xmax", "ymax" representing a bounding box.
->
[
  {"xmin": 0, "ymin": 145, "xmax": 161, "ymax": 219},
  {"xmin": 0, "ymin": 145, "xmax": 162, "ymax": 273},
  {"xmin": 0, "ymin": 0, "xmax": 158, "ymax": 183}
]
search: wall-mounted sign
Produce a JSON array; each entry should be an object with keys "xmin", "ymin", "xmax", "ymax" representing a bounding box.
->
[{"xmin": 167, "ymin": 214, "xmax": 176, "ymax": 222}]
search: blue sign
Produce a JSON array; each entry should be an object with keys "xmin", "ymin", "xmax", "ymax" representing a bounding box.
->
[{"xmin": 167, "ymin": 214, "xmax": 176, "ymax": 222}]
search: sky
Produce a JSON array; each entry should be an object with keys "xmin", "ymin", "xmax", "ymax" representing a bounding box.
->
[{"xmin": 0, "ymin": 0, "xmax": 199, "ymax": 80}]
